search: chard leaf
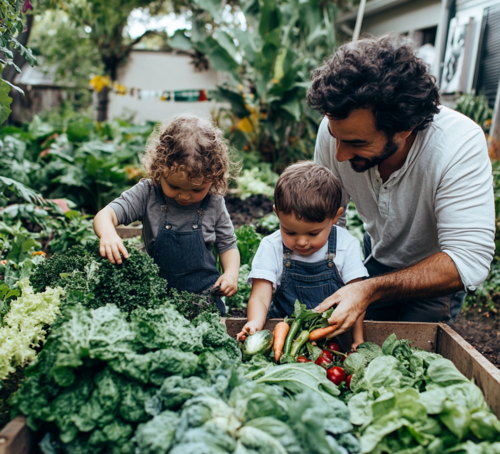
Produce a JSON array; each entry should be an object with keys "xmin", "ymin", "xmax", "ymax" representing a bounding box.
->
[{"xmin": 253, "ymin": 362, "xmax": 340, "ymax": 401}]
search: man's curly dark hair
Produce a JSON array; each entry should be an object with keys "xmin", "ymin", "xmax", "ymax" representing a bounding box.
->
[{"xmin": 307, "ymin": 35, "xmax": 440, "ymax": 135}]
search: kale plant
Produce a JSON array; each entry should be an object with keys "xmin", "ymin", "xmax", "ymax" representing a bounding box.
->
[{"xmin": 30, "ymin": 240, "xmax": 168, "ymax": 314}]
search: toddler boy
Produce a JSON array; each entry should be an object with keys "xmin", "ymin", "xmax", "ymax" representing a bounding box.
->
[{"xmin": 238, "ymin": 162, "xmax": 369, "ymax": 349}]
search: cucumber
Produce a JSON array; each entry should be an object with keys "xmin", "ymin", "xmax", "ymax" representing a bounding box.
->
[{"xmin": 243, "ymin": 330, "xmax": 274, "ymax": 356}]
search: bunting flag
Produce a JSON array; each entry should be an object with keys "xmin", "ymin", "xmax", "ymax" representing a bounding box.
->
[{"xmin": 89, "ymin": 76, "xmax": 216, "ymax": 102}]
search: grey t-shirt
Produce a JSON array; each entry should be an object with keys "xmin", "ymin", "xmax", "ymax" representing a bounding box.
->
[{"xmin": 108, "ymin": 179, "xmax": 237, "ymax": 256}]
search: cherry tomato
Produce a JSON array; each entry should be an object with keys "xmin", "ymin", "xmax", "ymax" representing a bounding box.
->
[
  {"xmin": 325, "ymin": 340, "xmax": 341, "ymax": 352},
  {"xmin": 320, "ymin": 349, "xmax": 333, "ymax": 362},
  {"xmin": 297, "ymin": 356, "xmax": 311, "ymax": 363},
  {"xmin": 341, "ymin": 351, "xmax": 353, "ymax": 364},
  {"xmin": 327, "ymin": 366, "xmax": 347, "ymax": 386},
  {"xmin": 315, "ymin": 349, "xmax": 333, "ymax": 367},
  {"xmin": 346, "ymin": 375, "xmax": 352, "ymax": 390}
]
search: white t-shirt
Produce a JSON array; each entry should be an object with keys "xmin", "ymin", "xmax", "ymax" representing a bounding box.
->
[
  {"xmin": 314, "ymin": 106, "xmax": 495, "ymax": 291},
  {"xmin": 248, "ymin": 227, "xmax": 369, "ymax": 290}
]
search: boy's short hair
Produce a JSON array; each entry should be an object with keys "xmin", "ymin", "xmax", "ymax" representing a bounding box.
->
[{"xmin": 274, "ymin": 162, "xmax": 342, "ymax": 223}]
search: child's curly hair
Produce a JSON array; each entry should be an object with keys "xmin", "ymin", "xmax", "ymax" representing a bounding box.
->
[{"xmin": 142, "ymin": 114, "xmax": 234, "ymax": 196}]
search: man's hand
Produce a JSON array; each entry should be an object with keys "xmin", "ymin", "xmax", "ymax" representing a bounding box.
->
[
  {"xmin": 214, "ymin": 272, "xmax": 238, "ymax": 297},
  {"xmin": 314, "ymin": 281, "xmax": 373, "ymax": 337},
  {"xmin": 314, "ymin": 252, "xmax": 464, "ymax": 336}
]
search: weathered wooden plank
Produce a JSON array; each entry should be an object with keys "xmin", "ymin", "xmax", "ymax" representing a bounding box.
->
[
  {"xmin": 437, "ymin": 323, "xmax": 500, "ymax": 417},
  {"xmin": 0, "ymin": 417, "xmax": 32, "ymax": 454}
]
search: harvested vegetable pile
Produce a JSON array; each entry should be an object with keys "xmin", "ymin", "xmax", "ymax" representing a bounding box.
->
[{"xmin": 239, "ymin": 302, "xmax": 500, "ymax": 453}]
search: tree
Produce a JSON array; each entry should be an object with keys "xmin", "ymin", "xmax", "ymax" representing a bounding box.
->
[{"xmin": 38, "ymin": 0, "xmax": 189, "ymax": 121}]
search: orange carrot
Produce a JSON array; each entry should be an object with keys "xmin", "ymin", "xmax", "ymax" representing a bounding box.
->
[
  {"xmin": 309, "ymin": 324, "xmax": 339, "ymax": 342},
  {"xmin": 273, "ymin": 322, "xmax": 290, "ymax": 363}
]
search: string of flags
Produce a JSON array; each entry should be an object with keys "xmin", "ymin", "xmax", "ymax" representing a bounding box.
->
[{"xmin": 89, "ymin": 75, "xmax": 216, "ymax": 103}]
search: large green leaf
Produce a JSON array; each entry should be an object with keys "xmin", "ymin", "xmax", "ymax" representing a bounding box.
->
[
  {"xmin": 253, "ymin": 362, "xmax": 340, "ymax": 402},
  {"xmin": 169, "ymin": 29, "xmax": 193, "ymax": 51},
  {"xmin": 215, "ymin": 86, "xmax": 250, "ymax": 118},
  {"xmin": 0, "ymin": 176, "xmax": 45, "ymax": 205},
  {"xmin": 193, "ymin": 0, "xmax": 223, "ymax": 21},
  {"xmin": 0, "ymin": 78, "xmax": 13, "ymax": 125}
]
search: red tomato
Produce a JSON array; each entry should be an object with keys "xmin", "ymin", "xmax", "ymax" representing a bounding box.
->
[
  {"xmin": 346, "ymin": 375, "xmax": 352, "ymax": 390},
  {"xmin": 315, "ymin": 350, "xmax": 333, "ymax": 367},
  {"xmin": 320, "ymin": 350, "xmax": 333, "ymax": 362},
  {"xmin": 297, "ymin": 356, "xmax": 311, "ymax": 363},
  {"xmin": 327, "ymin": 366, "xmax": 347, "ymax": 386},
  {"xmin": 325, "ymin": 340, "xmax": 341, "ymax": 352},
  {"xmin": 341, "ymin": 351, "xmax": 352, "ymax": 364}
]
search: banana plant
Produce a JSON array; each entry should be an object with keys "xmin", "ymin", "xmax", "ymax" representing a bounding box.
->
[{"xmin": 171, "ymin": 0, "xmax": 337, "ymax": 169}]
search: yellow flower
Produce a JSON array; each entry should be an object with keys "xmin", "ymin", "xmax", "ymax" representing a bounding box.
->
[
  {"xmin": 238, "ymin": 117, "xmax": 253, "ymax": 133},
  {"xmin": 31, "ymin": 251, "xmax": 46, "ymax": 258},
  {"xmin": 124, "ymin": 166, "xmax": 144, "ymax": 180},
  {"xmin": 89, "ymin": 75, "xmax": 111, "ymax": 93},
  {"xmin": 113, "ymin": 82, "xmax": 127, "ymax": 96}
]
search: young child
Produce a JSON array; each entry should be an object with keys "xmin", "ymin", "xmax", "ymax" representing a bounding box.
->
[
  {"xmin": 93, "ymin": 114, "xmax": 240, "ymax": 314},
  {"xmin": 237, "ymin": 162, "xmax": 368, "ymax": 349}
]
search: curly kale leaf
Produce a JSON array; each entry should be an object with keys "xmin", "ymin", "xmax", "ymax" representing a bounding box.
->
[{"xmin": 30, "ymin": 240, "xmax": 168, "ymax": 314}]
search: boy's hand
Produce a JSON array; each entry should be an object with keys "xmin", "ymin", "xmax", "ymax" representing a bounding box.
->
[
  {"xmin": 99, "ymin": 234, "xmax": 129, "ymax": 265},
  {"xmin": 236, "ymin": 320, "xmax": 263, "ymax": 342},
  {"xmin": 214, "ymin": 272, "xmax": 238, "ymax": 297}
]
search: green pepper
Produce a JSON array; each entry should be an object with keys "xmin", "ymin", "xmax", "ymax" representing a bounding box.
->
[
  {"xmin": 290, "ymin": 331, "xmax": 310, "ymax": 357},
  {"xmin": 283, "ymin": 319, "xmax": 301, "ymax": 355}
]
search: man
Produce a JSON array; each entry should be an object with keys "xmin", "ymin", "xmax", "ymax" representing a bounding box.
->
[{"xmin": 308, "ymin": 35, "xmax": 495, "ymax": 336}]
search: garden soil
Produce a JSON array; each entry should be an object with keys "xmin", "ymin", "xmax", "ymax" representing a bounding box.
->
[
  {"xmin": 225, "ymin": 194, "xmax": 273, "ymax": 233},
  {"xmin": 454, "ymin": 310, "xmax": 500, "ymax": 368}
]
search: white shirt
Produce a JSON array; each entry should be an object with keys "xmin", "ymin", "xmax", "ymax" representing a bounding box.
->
[
  {"xmin": 248, "ymin": 227, "xmax": 369, "ymax": 290},
  {"xmin": 314, "ymin": 106, "xmax": 495, "ymax": 291}
]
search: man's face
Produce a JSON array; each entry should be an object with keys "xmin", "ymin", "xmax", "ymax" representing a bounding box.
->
[{"xmin": 327, "ymin": 108, "xmax": 402, "ymax": 173}]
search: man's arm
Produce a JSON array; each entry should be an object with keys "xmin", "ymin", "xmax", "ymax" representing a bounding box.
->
[{"xmin": 314, "ymin": 251, "xmax": 462, "ymax": 336}]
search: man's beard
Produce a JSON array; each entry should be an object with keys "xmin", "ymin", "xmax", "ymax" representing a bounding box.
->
[{"xmin": 349, "ymin": 135, "xmax": 400, "ymax": 173}]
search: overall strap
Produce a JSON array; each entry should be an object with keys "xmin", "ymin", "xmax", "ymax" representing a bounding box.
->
[
  {"xmin": 154, "ymin": 184, "xmax": 172, "ymax": 228},
  {"xmin": 192, "ymin": 194, "xmax": 211, "ymax": 230},
  {"xmin": 282, "ymin": 243, "xmax": 292, "ymax": 270},
  {"xmin": 326, "ymin": 226, "xmax": 337, "ymax": 268}
]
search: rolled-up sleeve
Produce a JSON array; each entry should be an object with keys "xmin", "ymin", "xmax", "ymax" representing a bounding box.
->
[
  {"xmin": 214, "ymin": 198, "xmax": 237, "ymax": 254},
  {"xmin": 435, "ymin": 128, "xmax": 495, "ymax": 291},
  {"xmin": 108, "ymin": 180, "xmax": 148, "ymax": 226}
]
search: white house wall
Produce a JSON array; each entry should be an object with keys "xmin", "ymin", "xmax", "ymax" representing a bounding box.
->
[
  {"xmin": 108, "ymin": 51, "xmax": 222, "ymax": 123},
  {"xmin": 360, "ymin": 0, "xmax": 442, "ymax": 36}
]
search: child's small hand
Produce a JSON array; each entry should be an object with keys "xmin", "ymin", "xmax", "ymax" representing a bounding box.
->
[
  {"xmin": 214, "ymin": 272, "xmax": 238, "ymax": 297},
  {"xmin": 236, "ymin": 320, "xmax": 263, "ymax": 342},
  {"xmin": 351, "ymin": 340, "xmax": 363, "ymax": 352},
  {"xmin": 99, "ymin": 234, "xmax": 129, "ymax": 265}
]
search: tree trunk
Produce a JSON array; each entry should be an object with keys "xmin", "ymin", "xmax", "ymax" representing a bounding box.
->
[{"xmin": 95, "ymin": 85, "xmax": 109, "ymax": 122}]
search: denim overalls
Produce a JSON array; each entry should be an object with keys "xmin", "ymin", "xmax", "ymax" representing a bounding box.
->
[
  {"xmin": 267, "ymin": 226, "xmax": 345, "ymax": 318},
  {"xmin": 152, "ymin": 186, "xmax": 225, "ymax": 313}
]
